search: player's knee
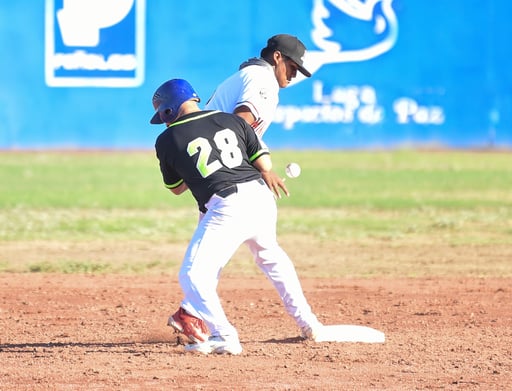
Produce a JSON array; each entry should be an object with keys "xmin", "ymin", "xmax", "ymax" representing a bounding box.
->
[
  {"xmin": 254, "ymin": 247, "xmax": 290, "ymax": 265},
  {"xmin": 179, "ymin": 267, "xmax": 214, "ymax": 293}
]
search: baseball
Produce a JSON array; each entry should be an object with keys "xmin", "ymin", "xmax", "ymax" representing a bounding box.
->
[{"xmin": 285, "ymin": 162, "xmax": 301, "ymax": 178}]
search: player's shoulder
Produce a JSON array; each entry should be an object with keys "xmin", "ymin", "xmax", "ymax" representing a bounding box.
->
[
  {"xmin": 210, "ymin": 110, "xmax": 246, "ymax": 125},
  {"xmin": 211, "ymin": 110, "xmax": 253, "ymax": 132},
  {"xmin": 240, "ymin": 63, "xmax": 273, "ymax": 81},
  {"xmin": 155, "ymin": 127, "xmax": 172, "ymax": 152},
  {"xmin": 239, "ymin": 69, "xmax": 278, "ymax": 99}
]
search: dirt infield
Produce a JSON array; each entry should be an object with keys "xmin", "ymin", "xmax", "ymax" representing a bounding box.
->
[{"xmin": 1, "ymin": 273, "xmax": 510, "ymax": 390}]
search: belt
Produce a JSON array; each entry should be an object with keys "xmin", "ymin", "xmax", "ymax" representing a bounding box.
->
[
  {"xmin": 199, "ymin": 178, "xmax": 265, "ymax": 213},
  {"xmin": 199, "ymin": 185, "xmax": 237, "ymax": 213},
  {"xmin": 216, "ymin": 178, "xmax": 265, "ymax": 199},
  {"xmin": 216, "ymin": 184, "xmax": 238, "ymax": 198}
]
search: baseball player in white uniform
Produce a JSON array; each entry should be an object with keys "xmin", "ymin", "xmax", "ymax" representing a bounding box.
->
[
  {"xmin": 206, "ymin": 34, "xmax": 311, "ymax": 139},
  {"xmin": 205, "ymin": 34, "xmax": 312, "ymax": 197},
  {"xmin": 205, "ymin": 34, "xmax": 322, "ymax": 337},
  {"xmin": 150, "ymin": 78, "xmax": 321, "ymax": 355}
]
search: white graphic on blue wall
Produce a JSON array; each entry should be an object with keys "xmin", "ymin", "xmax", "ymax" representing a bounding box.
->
[
  {"xmin": 276, "ymin": 0, "xmax": 445, "ymax": 130},
  {"xmin": 45, "ymin": 0, "xmax": 145, "ymax": 87},
  {"xmin": 293, "ymin": 0, "xmax": 398, "ymax": 85}
]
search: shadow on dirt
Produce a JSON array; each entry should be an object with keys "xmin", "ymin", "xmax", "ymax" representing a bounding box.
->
[{"xmin": 0, "ymin": 340, "xmax": 172, "ymax": 353}]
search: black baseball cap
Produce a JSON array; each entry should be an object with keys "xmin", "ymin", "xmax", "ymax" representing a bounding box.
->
[{"xmin": 261, "ymin": 34, "xmax": 312, "ymax": 77}]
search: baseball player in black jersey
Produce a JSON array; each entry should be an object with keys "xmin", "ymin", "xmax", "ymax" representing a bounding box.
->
[{"xmin": 151, "ymin": 79, "xmax": 322, "ymax": 355}]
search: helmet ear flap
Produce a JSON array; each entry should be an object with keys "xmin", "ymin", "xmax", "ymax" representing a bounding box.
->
[{"xmin": 160, "ymin": 108, "xmax": 174, "ymax": 124}]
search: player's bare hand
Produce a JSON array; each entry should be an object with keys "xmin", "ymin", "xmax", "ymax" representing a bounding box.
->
[{"xmin": 261, "ymin": 170, "xmax": 289, "ymax": 198}]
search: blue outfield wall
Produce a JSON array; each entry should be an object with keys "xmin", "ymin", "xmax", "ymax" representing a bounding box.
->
[{"xmin": 0, "ymin": 0, "xmax": 511, "ymax": 150}]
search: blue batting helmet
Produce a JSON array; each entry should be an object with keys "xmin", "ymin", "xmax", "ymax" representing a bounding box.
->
[{"xmin": 150, "ymin": 79, "xmax": 200, "ymax": 124}]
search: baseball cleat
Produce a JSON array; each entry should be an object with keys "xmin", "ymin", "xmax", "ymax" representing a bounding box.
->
[
  {"xmin": 301, "ymin": 323, "xmax": 323, "ymax": 341},
  {"xmin": 167, "ymin": 307, "xmax": 210, "ymax": 343},
  {"xmin": 185, "ymin": 335, "xmax": 243, "ymax": 355}
]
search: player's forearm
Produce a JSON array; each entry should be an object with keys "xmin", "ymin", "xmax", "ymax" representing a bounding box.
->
[
  {"xmin": 170, "ymin": 182, "xmax": 189, "ymax": 195},
  {"xmin": 253, "ymin": 155, "xmax": 272, "ymax": 173}
]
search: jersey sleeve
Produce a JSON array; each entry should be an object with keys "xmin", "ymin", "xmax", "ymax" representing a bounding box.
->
[
  {"xmin": 155, "ymin": 137, "xmax": 184, "ymax": 189},
  {"xmin": 235, "ymin": 67, "xmax": 279, "ymax": 137},
  {"xmin": 161, "ymin": 167, "xmax": 184, "ymax": 189}
]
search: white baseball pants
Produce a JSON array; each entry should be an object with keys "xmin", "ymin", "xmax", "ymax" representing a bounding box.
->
[{"xmin": 178, "ymin": 178, "xmax": 319, "ymax": 338}]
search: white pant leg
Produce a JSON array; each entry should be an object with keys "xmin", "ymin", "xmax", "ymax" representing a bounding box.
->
[
  {"xmin": 180, "ymin": 179, "xmax": 319, "ymax": 338},
  {"xmin": 179, "ymin": 194, "xmax": 245, "ymax": 338},
  {"xmin": 243, "ymin": 184, "xmax": 320, "ymax": 330}
]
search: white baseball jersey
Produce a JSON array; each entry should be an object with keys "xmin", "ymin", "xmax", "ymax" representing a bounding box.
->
[{"xmin": 205, "ymin": 58, "xmax": 279, "ymax": 138}]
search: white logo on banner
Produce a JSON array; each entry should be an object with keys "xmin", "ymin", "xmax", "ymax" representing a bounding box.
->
[
  {"xmin": 45, "ymin": 0, "xmax": 145, "ymax": 87},
  {"xmin": 291, "ymin": 0, "xmax": 398, "ymax": 86},
  {"xmin": 57, "ymin": 0, "xmax": 134, "ymax": 47},
  {"xmin": 276, "ymin": 0, "xmax": 444, "ymax": 129}
]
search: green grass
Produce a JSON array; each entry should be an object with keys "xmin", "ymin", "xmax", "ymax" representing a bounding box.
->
[
  {"xmin": 1, "ymin": 150, "xmax": 511, "ymax": 276},
  {"xmin": 2, "ymin": 150, "xmax": 511, "ymax": 209}
]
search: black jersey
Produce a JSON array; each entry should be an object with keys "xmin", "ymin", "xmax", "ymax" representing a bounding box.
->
[{"xmin": 155, "ymin": 110, "xmax": 269, "ymax": 210}]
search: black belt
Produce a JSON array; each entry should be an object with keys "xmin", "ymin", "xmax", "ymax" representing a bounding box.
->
[
  {"xmin": 216, "ymin": 184, "xmax": 238, "ymax": 198},
  {"xmin": 215, "ymin": 178, "xmax": 265, "ymax": 199},
  {"xmin": 200, "ymin": 178, "xmax": 265, "ymax": 213}
]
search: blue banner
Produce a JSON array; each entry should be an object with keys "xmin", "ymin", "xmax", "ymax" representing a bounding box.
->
[{"xmin": 0, "ymin": 0, "xmax": 510, "ymax": 149}]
